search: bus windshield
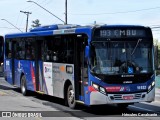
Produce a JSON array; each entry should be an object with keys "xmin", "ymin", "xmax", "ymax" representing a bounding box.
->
[{"xmin": 90, "ymin": 40, "xmax": 153, "ymax": 75}]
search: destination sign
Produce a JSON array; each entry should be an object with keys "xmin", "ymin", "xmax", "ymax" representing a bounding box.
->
[{"xmin": 94, "ymin": 29, "xmax": 146, "ymax": 38}]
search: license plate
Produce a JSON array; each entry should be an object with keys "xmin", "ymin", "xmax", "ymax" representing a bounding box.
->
[{"xmin": 122, "ymin": 95, "xmax": 134, "ymax": 100}]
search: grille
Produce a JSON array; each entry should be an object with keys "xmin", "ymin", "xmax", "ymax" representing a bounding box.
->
[{"xmin": 110, "ymin": 93, "xmax": 143, "ymax": 100}]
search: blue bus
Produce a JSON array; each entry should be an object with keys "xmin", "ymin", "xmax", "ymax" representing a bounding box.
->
[
  {"xmin": 0, "ymin": 36, "xmax": 4, "ymax": 76},
  {"xmin": 4, "ymin": 24, "xmax": 155, "ymax": 108}
]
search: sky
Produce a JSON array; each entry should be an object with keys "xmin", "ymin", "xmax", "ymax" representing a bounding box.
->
[{"xmin": 0, "ymin": 0, "xmax": 160, "ymax": 40}]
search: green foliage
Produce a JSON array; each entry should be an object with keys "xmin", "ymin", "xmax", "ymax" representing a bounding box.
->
[
  {"xmin": 153, "ymin": 39, "xmax": 160, "ymax": 70},
  {"xmin": 156, "ymin": 70, "xmax": 160, "ymax": 75},
  {"xmin": 31, "ymin": 19, "xmax": 41, "ymax": 28},
  {"xmin": 153, "ymin": 39, "xmax": 158, "ymax": 46}
]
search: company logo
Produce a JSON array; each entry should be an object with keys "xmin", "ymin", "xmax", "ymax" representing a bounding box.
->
[
  {"xmin": 123, "ymin": 81, "xmax": 132, "ymax": 84},
  {"xmin": 44, "ymin": 67, "xmax": 51, "ymax": 73},
  {"xmin": 121, "ymin": 75, "xmax": 134, "ymax": 77},
  {"xmin": 120, "ymin": 86, "xmax": 130, "ymax": 92}
]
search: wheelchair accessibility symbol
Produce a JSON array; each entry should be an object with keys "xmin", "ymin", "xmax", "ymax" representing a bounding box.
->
[{"xmin": 128, "ymin": 67, "xmax": 133, "ymax": 73}]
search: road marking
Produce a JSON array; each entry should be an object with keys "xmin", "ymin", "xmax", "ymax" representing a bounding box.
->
[
  {"xmin": 0, "ymin": 91, "xmax": 7, "ymax": 96},
  {"xmin": 130, "ymin": 105, "xmax": 160, "ymax": 114},
  {"xmin": 35, "ymin": 117, "xmax": 42, "ymax": 120}
]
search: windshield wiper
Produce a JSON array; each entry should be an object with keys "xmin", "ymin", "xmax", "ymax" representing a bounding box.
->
[{"xmin": 131, "ymin": 39, "xmax": 142, "ymax": 55}]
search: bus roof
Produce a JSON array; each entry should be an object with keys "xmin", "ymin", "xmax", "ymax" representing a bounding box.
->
[{"xmin": 5, "ymin": 24, "xmax": 150, "ymax": 39}]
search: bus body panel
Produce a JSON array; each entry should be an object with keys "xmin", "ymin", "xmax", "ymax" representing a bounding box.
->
[
  {"xmin": 14, "ymin": 60, "xmax": 36, "ymax": 91},
  {"xmin": 13, "ymin": 59, "xmax": 21, "ymax": 87},
  {"xmin": 43, "ymin": 62, "xmax": 54, "ymax": 96},
  {"xmin": 38, "ymin": 62, "xmax": 75, "ymax": 98},
  {"xmin": 5, "ymin": 59, "xmax": 13, "ymax": 85},
  {"xmin": 52, "ymin": 63, "xmax": 74, "ymax": 98}
]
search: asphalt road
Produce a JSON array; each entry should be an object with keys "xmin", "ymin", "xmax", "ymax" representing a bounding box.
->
[{"xmin": 0, "ymin": 77, "xmax": 160, "ymax": 120}]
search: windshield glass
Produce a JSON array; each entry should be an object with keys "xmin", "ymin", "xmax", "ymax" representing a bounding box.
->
[{"xmin": 90, "ymin": 40, "xmax": 153, "ymax": 75}]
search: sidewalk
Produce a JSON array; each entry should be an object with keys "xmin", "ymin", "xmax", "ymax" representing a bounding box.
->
[{"xmin": 155, "ymin": 88, "xmax": 160, "ymax": 101}]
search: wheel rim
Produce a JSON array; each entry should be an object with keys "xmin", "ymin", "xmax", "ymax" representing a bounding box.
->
[{"xmin": 68, "ymin": 87, "xmax": 74, "ymax": 105}]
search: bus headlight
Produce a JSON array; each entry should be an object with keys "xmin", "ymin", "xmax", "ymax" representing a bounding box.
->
[
  {"xmin": 100, "ymin": 87, "xmax": 106, "ymax": 94},
  {"xmin": 92, "ymin": 83, "xmax": 106, "ymax": 95},
  {"xmin": 152, "ymin": 81, "xmax": 155, "ymax": 86},
  {"xmin": 0, "ymin": 62, "xmax": 3, "ymax": 66},
  {"xmin": 148, "ymin": 85, "xmax": 151, "ymax": 91},
  {"xmin": 148, "ymin": 81, "xmax": 155, "ymax": 93},
  {"xmin": 92, "ymin": 83, "xmax": 99, "ymax": 90}
]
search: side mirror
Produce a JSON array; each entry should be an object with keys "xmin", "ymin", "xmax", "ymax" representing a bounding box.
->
[{"xmin": 85, "ymin": 46, "xmax": 89, "ymax": 58}]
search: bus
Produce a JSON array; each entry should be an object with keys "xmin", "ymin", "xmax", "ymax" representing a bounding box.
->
[
  {"xmin": 4, "ymin": 24, "xmax": 155, "ymax": 108},
  {"xmin": 0, "ymin": 36, "xmax": 4, "ymax": 76}
]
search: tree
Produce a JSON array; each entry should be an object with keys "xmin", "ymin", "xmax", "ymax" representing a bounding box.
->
[
  {"xmin": 153, "ymin": 39, "xmax": 160, "ymax": 69},
  {"xmin": 31, "ymin": 19, "xmax": 41, "ymax": 28},
  {"xmin": 154, "ymin": 38, "xmax": 158, "ymax": 46}
]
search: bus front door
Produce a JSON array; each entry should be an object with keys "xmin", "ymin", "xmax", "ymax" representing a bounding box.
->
[
  {"xmin": 35, "ymin": 40, "xmax": 44, "ymax": 93},
  {"xmin": 74, "ymin": 36, "xmax": 88, "ymax": 103}
]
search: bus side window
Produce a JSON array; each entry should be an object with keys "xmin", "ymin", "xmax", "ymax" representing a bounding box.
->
[
  {"xmin": 15, "ymin": 40, "xmax": 25, "ymax": 60},
  {"xmin": 8, "ymin": 51, "xmax": 12, "ymax": 58},
  {"xmin": 46, "ymin": 50, "xmax": 52, "ymax": 61},
  {"xmin": 5, "ymin": 40, "xmax": 12, "ymax": 59},
  {"xmin": 25, "ymin": 39, "xmax": 35, "ymax": 60},
  {"xmin": 66, "ymin": 50, "xmax": 73, "ymax": 63}
]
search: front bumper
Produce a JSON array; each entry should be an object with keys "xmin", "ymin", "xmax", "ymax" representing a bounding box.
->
[{"xmin": 89, "ymin": 88, "xmax": 155, "ymax": 105}]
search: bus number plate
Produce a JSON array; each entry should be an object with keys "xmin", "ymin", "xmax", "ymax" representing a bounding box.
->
[{"xmin": 122, "ymin": 95, "xmax": 134, "ymax": 100}]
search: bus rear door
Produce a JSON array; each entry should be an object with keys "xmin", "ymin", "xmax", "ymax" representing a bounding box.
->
[{"xmin": 0, "ymin": 36, "xmax": 4, "ymax": 76}]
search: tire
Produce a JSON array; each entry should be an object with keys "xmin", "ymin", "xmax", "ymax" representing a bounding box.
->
[
  {"xmin": 20, "ymin": 75, "xmax": 27, "ymax": 96},
  {"xmin": 67, "ymin": 84, "xmax": 76, "ymax": 109}
]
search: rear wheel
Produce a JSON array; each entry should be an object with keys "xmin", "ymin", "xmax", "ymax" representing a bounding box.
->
[
  {"xmin": 20, "ymin": 75, "xmax": 27, "ymax": 96},
  {"xmin": 67, "ymin": 84, "xmax": 76, "ymax": 109}
]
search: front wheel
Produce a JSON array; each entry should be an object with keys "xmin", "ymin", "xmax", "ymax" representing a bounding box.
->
[
  {"xmin": 20, "ymin": 75, "xmax": 27, "ymax": 96},
  {"xmin": 67, "ymin": 85, "xmax": 77, "ymax": 109}
]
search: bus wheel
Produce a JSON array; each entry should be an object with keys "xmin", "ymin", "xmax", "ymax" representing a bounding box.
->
[
  {"xmin": 67, "ymin": 84, "xmax": 76, "ymax": 109},
  {"xmin": 21, "ymin": 75, "xmax": 27, "ymax": 96}
]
